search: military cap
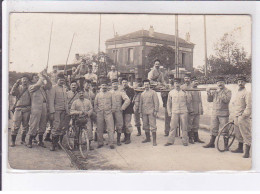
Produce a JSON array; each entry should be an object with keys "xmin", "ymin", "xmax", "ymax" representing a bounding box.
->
[
  {"xmin": 184, "ymin": 73, "xmax": 191, "ymax": 78},
  {"xmin": 57, "ymin": 72, "xmax": 65, "ymax": 79},
  {"xmin": 143, "ymin": 79, "xmax": 150, "ymax": 84},
  {"xmin": 154, "ymin": 59, "xmax": 161, "ymax": 64},
  {"xmin": 174, "ymin": 78, "xmax": 181, "ymax": 83},
  {"xmin": 121, "ymin": 77, "xmax": 128, "ymax": 82},
  {"xmin": 168, "ymin": 74, "xmax": 175, "ymax": 79},
  {"xmin": 237, "ymin": 76, "xmax": 247, "ymax": 82},
  {"xmin": 70, "ymin": 80, "xmax": 78, "ymax": 84},
  {"xmin": 191, "ymin": 76, "xmax": 198, "ymax": 81},
  {"xmin": 111, "ymin": 79, "xmax": 119, "ymax": 83},
  {"xmin": 81, "ymin": 58, "xmax": 86, "ymax": 63},
  {"xmin": 85, "ymin": 79, "xmax": 92, "ymax": 84},
  {"xmin": 216, "ymin": 76, "xmax": 225, "ymax": 82},
  {"xmin": 88, "ymin": 64, "xmax": 93, "ymax": 69}
]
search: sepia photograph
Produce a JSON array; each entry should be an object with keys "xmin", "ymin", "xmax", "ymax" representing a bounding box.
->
[{"xmin": 7, "ymin": 13, "xmax": 252, "ymax": 171}]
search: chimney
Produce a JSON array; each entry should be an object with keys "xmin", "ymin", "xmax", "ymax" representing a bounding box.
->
[
  {"xmin": 185, "ymin": 32, "xmax": 190, "ymax": 42},
  {"xmin": 149, "ymin": 25, "xmax": 154, "ymax": 37}
]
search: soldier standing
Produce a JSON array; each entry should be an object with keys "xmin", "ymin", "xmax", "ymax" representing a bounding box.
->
[
  {"xmin": 133, "ymin": 78, "xmax": 143, "ymax": 136},
  {"xmin": 121, "ymin": 78, "xmax": 135, "ymax": 144},
  {"xmin": 27, "ymin": 69, "xmax": 52, "ymax": 148},
  {"xmin": 139, "ymin": 79, "xmax": 159, "ymax": 146},
  {"xmin": 231, "ymin": 76, "xmax": 251, "ymax": 158},
  {"xmin": 190, "ymin": 77, "xmax": 204, "ymax": 143},
  {"xmin": 203, "ymin": 76, "xmax": 232, "ymax": 150},
  {"xmin": 111, "ymin": 79, "xmax": 130, "ymax": 146},
  {"xmin": 180, "ymin": 73, "xmax": 194, "ymax": 144},
  {"xmin": 10, "ymin": 75, "xmax": 31, "ymax": 147},
  {"xmin": 94, "ymin": 80, "xmax": 116, "ymax": 149},
  {"xmin": 49, "ymin": 72, "xmax": 69, "ymax": 151},
  {"xmin": 84, "ymin": 65, "xmax": 98, "ymax": 83},
  {"xmin": 165, "ymin": 78, "xmax": 192, "ymax": 147},
  {"xmin": 107, "ymin": 65, "xmax": 120, "ymax": 81}
]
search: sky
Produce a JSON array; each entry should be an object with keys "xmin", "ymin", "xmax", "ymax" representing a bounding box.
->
[{"xmin": 9, "ymin": 13, "xmax": 251, "ymax": 72}]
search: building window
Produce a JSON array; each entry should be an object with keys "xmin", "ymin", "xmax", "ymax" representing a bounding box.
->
[
  {"xmin": 128, "ymin": 48, "xmax": 134, "ymax": 64},
  {"xmin": 182, "ymin": 53, "xmax": 186, "ymax": 67},
  {"xmin": 113, "ymin": 49, "xmax": 119, "ymax": 64}
]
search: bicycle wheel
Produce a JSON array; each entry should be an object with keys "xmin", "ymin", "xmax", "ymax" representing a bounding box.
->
[
  {"xmin": 79, "ymin": 129, "xmax": 90, "ymax": 159},
  {"xmin": 66, "ymin": 125, "xmax": 76, "ymax": 150},
  {"xmin": 216, "ymin": 121, "xmax": 236, "ymax": 152}
]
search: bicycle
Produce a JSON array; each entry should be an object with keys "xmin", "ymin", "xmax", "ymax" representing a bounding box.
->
[
  {"xmin": 65, "ymin": 113, "xmax": 90, "ymax": 159},
  {"xmin": 216, "ymin": 121, "xmax": 236, "ymax": 152}
]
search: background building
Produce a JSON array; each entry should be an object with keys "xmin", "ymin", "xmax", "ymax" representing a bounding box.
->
[{"xmin": 105, "ymin": 26, "xmax": 195, "ymax": 78}]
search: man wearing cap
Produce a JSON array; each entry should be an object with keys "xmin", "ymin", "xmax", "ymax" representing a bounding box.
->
[
  {"xmin": 111, "ymin": 79, "xmax": 130, "ymax": 146},
  {"xmin": 165, "ymin": 78, "xmax": 191, "ymax": 147},
  {"xmin": 190, "ymin": 77, "xmax": 204, "ymax": 143},
  {"xmin": 84, "ymin": 65, "xmax": 97, "ymax": 83},
  {"xmin": 73, "ymin": 53, "xmax": 82, "ymax": 65},
  {"xmin": 121, "ymin": 77, "xmax": 135, "ymax": 144},
  {"xmin": 72, "ymin": 59, "xmax": 88, "ymax": 90},
  {"xmin": 139, "ymin": 79, "xmax": 159, "ymax": 146},
  {"xmin": 27, "ymin": 69, "xmax": 52, "ymax": 148},
  {"xmin": 148, "ymin": 59, "xmax": 165, "ymax": 85},
  {"xmin": 133, "ymin": 78, "xmax": 143, "ymax": 136},
  {"xmin": 204, "ymin": 76, "xmax": 232, "ymax": 150},
  {"xmin": 10, "ymin": 74, "xmax": 31, "ymax": 147},
  {"xmin": 94, "ymin": 79, "xmax": 117, "ymax": 149},
  {"xmin": 107, "ymin": 65, "xmax": 120, "ymax": 81},
  {"xmin": 181, "ymin": 73, "xmax": 195, "ymax": 143},
  {"xmin": 161, "ymin": 74, "xmax": 175, "ymax": 136},
  {"xmin": 231, "ymin": 76, "xmax": 251, "ymax": 158},
  {"xmin": 49, "ymin": 72, "xmax": 69, "ymax": 151}
]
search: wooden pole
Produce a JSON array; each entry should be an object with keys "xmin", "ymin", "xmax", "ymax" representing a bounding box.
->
[
  {"xmin": 97, "ymin": 14, "xmax": 101, "ymax": 79},
  {"xmin": 46, "ymin": 21, "xmax": 53, "ymax": 71},
  {"xmin": 64, "ymin": 33, "xmax": 75, "ymax": 74},
  {"xmin": 175, "ymin": 15, "xmax": 179, "ymax": 78},
  {"xmin": 204, "ymin": 15, "xmax": 208, "ymax": 77},
  {"xmin": 113, "ymin": 23, "xmax": 119, "ymax": 78}
]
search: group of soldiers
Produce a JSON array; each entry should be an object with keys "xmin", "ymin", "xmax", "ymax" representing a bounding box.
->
[{"xmin": 9, "ymin": 58, "xmax": 252, "ymax": 158}]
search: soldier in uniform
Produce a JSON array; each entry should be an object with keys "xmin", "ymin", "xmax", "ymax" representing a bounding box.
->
[
  {"xmin": 165, "ymin": 78, "xmax": 192, "ymax": 147},
  {"xmin": 107, "ymin": 65, "xmax": 120, "ymax": 81},
  {"xmin": 27, "ymin": 69, "xmax": 52, "ymax": 148},
  {"xmin": 231, "ymin": 76, "xmax": 252, "ymax": 158},
  {"xmin": 148, "ymin": 59, "xmax": 165, "ymax": 85},
  {"xmin": 121, "ymin": 77, "xmax": 135, "ymax": 144},
  {"xmin": 133, "ymin": 78, "xmax": 143, "ymax": 136},
  {"xmin": 84, "ymin": 65, "xmax": 97, "ymax": 83},
  {"xmin": 94, "ymin": 79, "xmax": 116, "ymax": 149},
  {"xmin": 10, "ymin": 74, "xmax": 31, "ymax": 147},
  {"xmin": 180, "ymin": 73, "xmax": 194, "ymax": 144},
  {"xmin": 190, "ymin": 77, "xmax": 204, "ymax": 143},
  {"xmin": 110, "ymin": 79, "xmax": 130, "ymax": 146},
  {"xmin": 203, "ymin": 76, "xmax": 232, "ymax": 150},
  {"xmin": 139, "ymin": 79, "xmax": 159, "ymax": 146},
  {"xmin": 49, "ymin": 72, "xmax": 69, "ymax": 151}
]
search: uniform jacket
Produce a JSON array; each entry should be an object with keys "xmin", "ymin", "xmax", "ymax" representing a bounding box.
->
[
  {"xmin": 181, "ymin": 83, "xmax": 193, "ymax": 112},
  {"xmin": 133, "ymin": 92, "xmax": 141, "ymax": 112},
  {"xmin": 107, "ymin": 71, "xmax": 120, "ymax": 80},
  {"xmin": 148, "ymin": 67, "xmax": 164, "ymax": 84},
  {"xmin": 29, "ymin": 76, "xmax": 52, "ymax": 112},
  {"xmin": 190, "ymin": 87, "xmax": 203, "ymax": 115},
  {"xmin": 84, "ymin": 73, "xmax": 97, "ymax": 83},
  {"xmin": 207, "ymin": 87, "xmax": 232, "ymax": 116},
  {"xmin": 123, "ymin": 86, "xmax": 135, "ymax": 114},
  {"xmin": 84, "ymin": 89, "xmax": 95, "ymax": 104},
  {"xmin": 67, "ymin": 90, "xmax": 79, "ymax": 110},
  {"xmin": 234, "ymin": 88, "xmax": 251, "ymax": 117},
  {"xmin": 139, "ymin": 89, "xmax": 159, "ymax": 115},
  {"xmin": 10, "ymin": 83, "xmax": 31, "ymax": 110},
  {"xmin": 111, "ymin": 89, "xmax": 130, "ymax": 111},
  {"xmin": 70, "ymin": 98, "xmax": 93, "ymax": 116},
  {"xmin": 167, "ymin": 89, "xmax": 192, "ymax": 115},
  {"xmin": 49, "ymin": 84, "xmax": 69, "ymax": 114},
  {"xmin": 94, "ymin": 90, "xmax": 116, "ymax": 114}
]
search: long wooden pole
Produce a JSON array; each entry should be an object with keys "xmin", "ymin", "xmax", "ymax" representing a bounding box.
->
[
  {"xmin": 113, "ymin": 23, "xmax": 118, "ymax": 78},
  {"xmin": 64, "ymin": 33, "xmax": 75, "ymax": 74},
  {"xmin": 204, "ymin": 15, "xmax": 208, "ymax": 77},
  {"xmin": 175, "ymin": 15, "xmax": 179, "ymax": 78},
  {"xmin": 46, "ymin": 21, "xmax": 53, "ymax": 71},
  {"xmin": 97, "ymin": 14, "xmax": 102, "ymax": 78}
]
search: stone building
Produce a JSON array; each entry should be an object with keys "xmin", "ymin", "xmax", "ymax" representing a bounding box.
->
[{"xmin": 105, "ymin": 26, "xmax": 195, "ymax": 78}]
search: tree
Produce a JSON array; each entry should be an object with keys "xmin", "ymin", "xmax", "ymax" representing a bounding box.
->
[{"xmin": 147, "ymin": 45, "xmax": 175, "ymax": 70}]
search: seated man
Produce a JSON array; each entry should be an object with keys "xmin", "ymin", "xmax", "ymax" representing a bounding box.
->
[{"xmin": 70, "ymin": 90, "xmax": 94, "ymax": 150}]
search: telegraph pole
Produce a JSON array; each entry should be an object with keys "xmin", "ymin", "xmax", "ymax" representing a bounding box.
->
[
  {"xmin": 175, "ymin": 15, "xmax": 179, "ymax": 78},
  {"xmin": 98, "ymin": 14, "xmax": 102, "ymax": 78},
  {"xmin": 113, "ymin": 23, "xmax": 118, "ymax": 78},
  {"xmin": 204, "ymin": 15, "xmax": 208, "ymax": 77}
]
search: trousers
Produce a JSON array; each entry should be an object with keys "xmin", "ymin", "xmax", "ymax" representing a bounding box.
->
[
  {"xmin": 167, "ymin": 113, "xmax": 188, "ymax": 144},
  {"xmin": 52, "ymin": 110, "xmax": 67, "ymax": 136},
  {"xmin": 142, "ymin": 113, "xmax": 157, "ymax": 133},
  {"xmin": 190, "ymin": 114, "xmax": 200, "ymax": 133},
  {"xmin": 134, "ymin": 111, "xmax": 141, "ymax": 128},
  {"xmin": 210, "ymin": 115, "xmax": 229, "ymax": 136},
  {"xmin": 123, "ymin": 114, "xmax": 133, "ymax": 134},
  {"xmin": 234, "ymin": 116, "xmax": 251, "ymax": 146},
  {"xmin": 28, "ymin": 103, "xmax": 48, "ymax": 136},
  {"xmin": 113, "ymin": 110, "xmax": 123, "ymax": 133},
  {"xmin": 96, "ymin": 111, "xmax": 114, "ymax": 146},
  {"xmin": 12, "ymin": 108, "xmax": 30, "ymax": 136},
  {"xmin": 164, "ymin": 107, "xmax": 171, "ymax": 134}
]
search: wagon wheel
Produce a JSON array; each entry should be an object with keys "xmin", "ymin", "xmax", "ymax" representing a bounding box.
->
[
  {"xmin": 216, "ymin": 121, "xmax": 236, "ymax": 152},
  {"xmin": 79, "ymin": 129, "xmax": 90, "ymax": 159}
]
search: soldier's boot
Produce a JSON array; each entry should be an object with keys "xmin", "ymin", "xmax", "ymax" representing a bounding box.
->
[
  {"xmin": 57, "ymin": 135, "xmax": 64, "ymax": 149},
  {"xmin": 142, "ymin": 132, "xmax": 151, "ymax": 143},
  {"xmin": 10, "ymin": 135, "xmax": 17, "ymax": 147},
  {"xmin": 117, "ymin": 132, "xmax": 122, "ymax": 146},
  {"xmin": 137, "ymin": 127, "xmax": 141, "ymax": 136},
  {"xmin": 37, "ymin": 134, "xmax": 46, "ymax": 148},
  {"xmin": 32, "ymin": 135, "xmax": 38, "ymax": 144},
  {"xmin": 121, "ymin": 133, "xmax": 127, "ymax": 143},
  {"xmin": 152, "ymin": 132, "xmax": 157, "ymax": 146},
  {"xmin": 50, "ymin": 136, "xmax": 58, "ymax": 151},
  {"xmin": 203, "ymin": 135, "xmax": 216, "ymax": 148},
  {"xmin": 125, "ymin": 133, "xmax": 131, "ymax": 144},
  {"xmin": 188, "ymin": 131, "xmax": 195, "ymax": 144},
  {"xmin": 243, "ymin": 144, "xmax": 250, "ymax": 158},
  {"xmin": 20, "ymin": 134, "xmax": 26, "ymax": 145},
  {"xmin": 224, "ymin": 137, "xmax": 229, "ymax": 151},
  {"xmin": 194, "ymin": 132, "xmax": 205, "ymax": 143},
  {"xmin": 164, "ymin": 131, "xmax": 169, "ymax": 137},
  {"xmin": 231, "ymin": 142, "xmax": 244, "ymax": 153},
  {"xmin": 94, "ymin": 131, "xmax": 98, "ymax": 142},
  {"xmin": 44, "ymin": 132, "xmax": 52, "ymax": 142},
  {"xmin": 26, "ymin": 135, "xmax": 34, "ymax": 148}
]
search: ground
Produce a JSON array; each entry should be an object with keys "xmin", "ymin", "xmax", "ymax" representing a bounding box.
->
[{"xmin": 8, "ymin": 116, "xmax": 251, "ymax": 171}]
